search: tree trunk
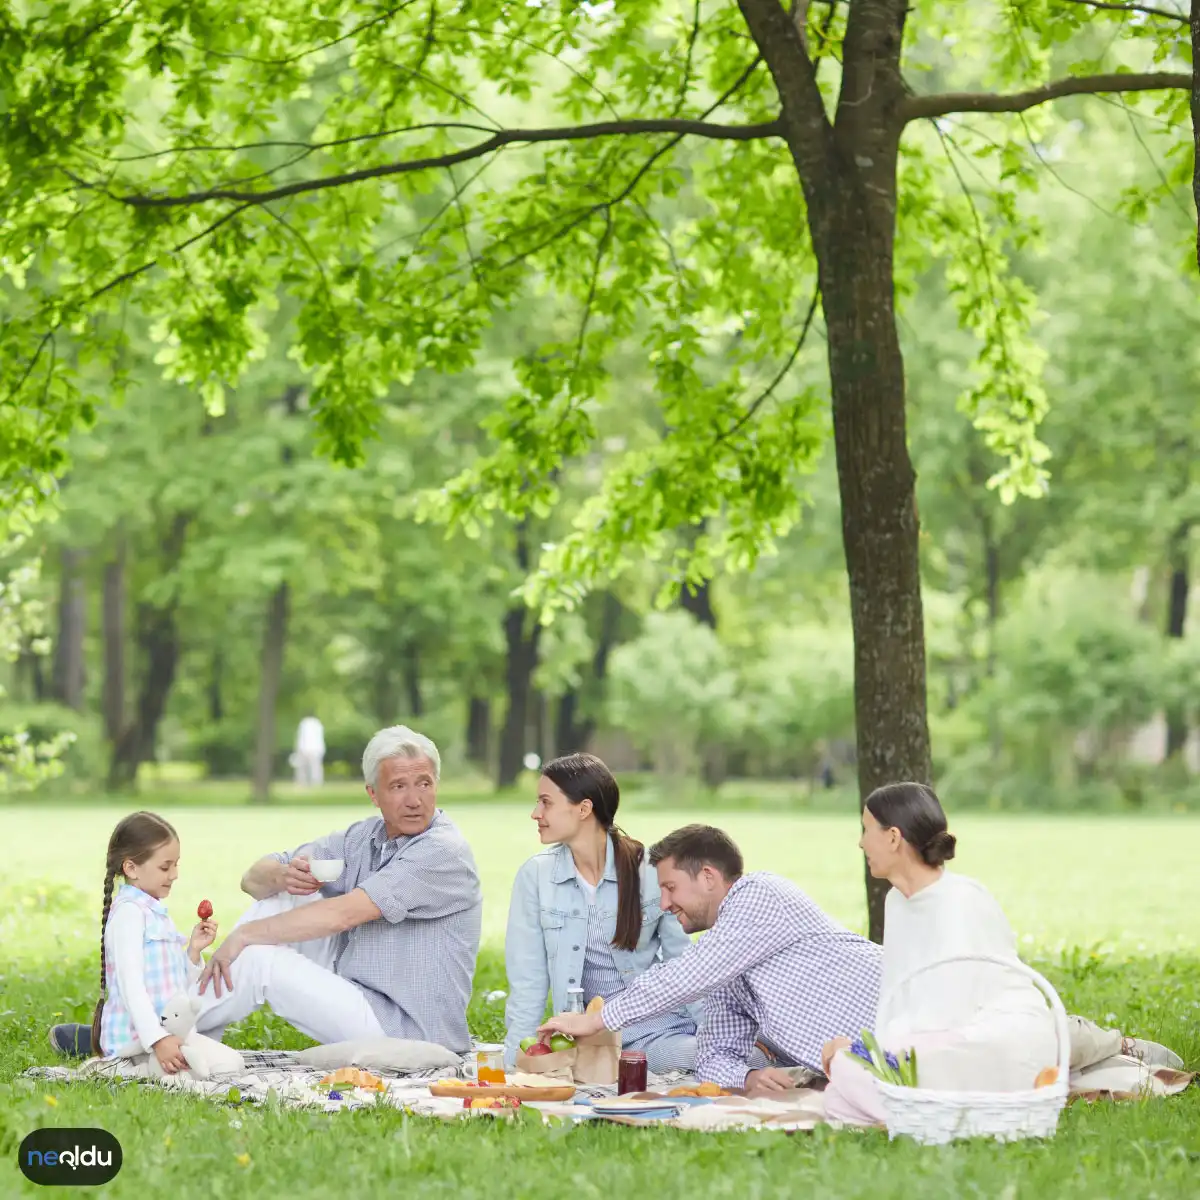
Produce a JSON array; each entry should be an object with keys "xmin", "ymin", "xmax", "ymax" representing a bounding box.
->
[
  {"xmin": 466, "ymin": 697, "xmax": 491, "ymax": 769},
  {"xmin": 208, "ymin": 647, "xmax": 224, "ymax": 723},
  {"xmin": 984, "ymin": 521, "xmax": 1002, "ymax": 762},
  {"xmin": 249, "ymin": 384, "xmax": 304, "ymax": 801},
  {"xmin": 372, "ymin": 661, "xmax": 394, "ymax": 726},
  {"xmin": 20, "ymin": 644, "xmax": 47, "ymax": 702},
  {"xmin": 107, "ymin": 610, "xmax": 181, "ymax": 790},
  {"xmin": 52, "ymin": 547, "xmax": 86, "ymax": 710},
  {"xmin": 825, "ymin": 235, "xmax": 930, "ymax": 942},
  {"xmin": 679, "ymin": 523, "xmax": 717, "ymax": 628},
  {"xmin": 680, "ymin": 578, "xmax": 716, "ymax": 629},
  {"xmin": 1192, "ymin": 0, "xmax": 1200, "ymax": 273},
  {"xmin": 496, "ymin": 606, "xmax": 541, "ymax": 788},
  {"xmin": 107, "ymin": 517, "xmax": 189, "ymax": 790},
  {"xmin": 533, "ymin": 688, "xmax": 550, "ymax": 763},
  {"xmin": 251, "ymin": 582, "xmax": 290, "ymax": 804},
  {"xmin": 554, "ymin": 689, "xmax": 584, "ymax": 758},
  {"xmin": 404, "ymin": 641, "xmax": 424, "ymax": 718},
  {"xmin": 553, "ymin": 591, "xmax": 622, "ymax": 756},
  {"xmin": 739, "ymin": 0, "xmax": 928, "ymax": 941},
  {"xmin": 102, "ymin": 541, "xmax": 127, "ymax": 745},
  {"xmin": 1165, "ymin": 520, "xmax": 1191, "ymax": 760},
  {"xmin": 497, "ymin": 520, "xmax": 541, "ymax": 789}
]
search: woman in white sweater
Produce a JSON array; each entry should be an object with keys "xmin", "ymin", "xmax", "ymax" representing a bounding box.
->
[{"xmin": 822, "ymin": 782, "xmax": 1059, "ymax": 1125}]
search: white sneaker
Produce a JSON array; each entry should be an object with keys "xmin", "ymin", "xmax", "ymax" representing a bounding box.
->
[{"xmin": 1123, "ymin": 1038, "xmax": 1185, "ymax": 1070}]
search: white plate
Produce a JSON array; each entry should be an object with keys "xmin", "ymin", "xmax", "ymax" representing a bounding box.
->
[{"xmin": 591, "ymin": 1098, "xmax": 684, "ymax": 1115}]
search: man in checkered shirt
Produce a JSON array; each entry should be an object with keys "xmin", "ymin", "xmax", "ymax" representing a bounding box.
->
[
  {"xmin": 194, "ymin": 725, "xmax": 482, "ymax": 1053},
  {"xmin": 539, "ymin": 823, "xmax": 882, "ymax": 1093}
]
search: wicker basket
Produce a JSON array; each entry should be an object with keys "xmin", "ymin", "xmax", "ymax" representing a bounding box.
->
[{"xmin": 874, "ymin": 953, "xmax": 1069, "ymax": 1146}]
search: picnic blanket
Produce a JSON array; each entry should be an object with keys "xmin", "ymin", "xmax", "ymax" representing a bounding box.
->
[
  {"xmin": 23, "ymin": 1048, "xmax": 819, "ymax": 1129},
  {"xmin": 23, "ymin": 1046, "xmax": 1190, "ymax": 1132},
  {"xmin": 22, "ymin": 1048, "xmax": 698, "ymax": 1113},
  {"xmin": 23, "ymin": 1048, "xmax": 458, "ymax": 1113}
]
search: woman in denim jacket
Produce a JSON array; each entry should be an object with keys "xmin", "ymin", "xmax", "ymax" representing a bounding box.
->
[{"xmin": 503, "ymin": 752, "xmax": 699, "ymax": 1072}]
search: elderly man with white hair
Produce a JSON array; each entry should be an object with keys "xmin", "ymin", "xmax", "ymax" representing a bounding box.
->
[{"xmin": 189, "ymin": 725, "xmax": 483, "ymax": 1054}]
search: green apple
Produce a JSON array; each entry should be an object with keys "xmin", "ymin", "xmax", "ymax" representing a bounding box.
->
[
  {"xmin": 548, "ymin": 1033, "xmax": 574, "ymax": 1053},
  {"xmin": 519, "ymin": 1036, "xmax": 539, "ymax": 1051}
]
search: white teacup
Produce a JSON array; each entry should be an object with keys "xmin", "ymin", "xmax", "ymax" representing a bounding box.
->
[{"xmin": 308, "ymin": 858, "xmax": 345, "ymax": 883}]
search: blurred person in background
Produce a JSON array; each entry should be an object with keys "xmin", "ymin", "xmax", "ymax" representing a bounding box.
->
[{"xmin": 293, "ymin": 714, "xmax": 326, "ymax": 787}]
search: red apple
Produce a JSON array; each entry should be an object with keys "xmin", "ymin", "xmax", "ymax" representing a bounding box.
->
[{"xmin": 524, "ymin": 1041, "xmax": 552, "ymax": 1056}]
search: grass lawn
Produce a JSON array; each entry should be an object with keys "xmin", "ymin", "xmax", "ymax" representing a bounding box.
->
[{"xmin": 1, "ymin": 800, "xmax": 1198, "ymax": 1197}]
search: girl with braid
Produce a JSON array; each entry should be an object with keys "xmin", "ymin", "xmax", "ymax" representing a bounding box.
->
[{"xmin": 80, "ymin": 812, "xmax": 217, "ymax": 1070}]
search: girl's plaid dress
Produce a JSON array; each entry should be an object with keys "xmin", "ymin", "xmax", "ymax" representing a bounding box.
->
[{"xmin": 100, "ymin": 885, "xmax": 191, "ymax": 1056}]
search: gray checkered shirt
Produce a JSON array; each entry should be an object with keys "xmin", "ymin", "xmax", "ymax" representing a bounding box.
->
[
  {"xmin": 272, "ymin": 809, "xmax": 482, "ymax": 1052},
  {"xmin": 601, "ymin": 872, "xmax": 882, "ymax": 1087}
]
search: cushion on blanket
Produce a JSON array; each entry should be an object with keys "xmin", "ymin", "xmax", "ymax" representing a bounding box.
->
[{"xmin": 295, "ymin": 1038, "xmax": 462, "ymax": 1072}]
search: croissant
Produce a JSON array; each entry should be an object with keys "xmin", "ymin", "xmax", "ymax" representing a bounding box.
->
[
  {"xmin": 320, "ymin": 1067, "xmax": 386, "ymax": 1091},
  {"xmin": 668, "ymin": 1082, "xmax": 728, "ymax": 1097}
]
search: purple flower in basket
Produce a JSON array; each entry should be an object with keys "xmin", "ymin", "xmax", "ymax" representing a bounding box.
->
[
  {"xmin": 850, "ymin": 1038, "xmax": 900, "ymax": 1072},
  {"xmin": 327, "ymin": 1090, "xmax": 343, "ymax": 1101}
]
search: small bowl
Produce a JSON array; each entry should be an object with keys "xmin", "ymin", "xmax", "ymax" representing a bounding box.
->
[{"xmin": 309, "ymin": 858, "xmax": 345, "ymax": 883}]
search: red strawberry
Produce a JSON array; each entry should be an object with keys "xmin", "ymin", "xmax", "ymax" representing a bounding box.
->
[{"xmin": 197, "ymin": 899, "xmax": 213, "ymax": 920}]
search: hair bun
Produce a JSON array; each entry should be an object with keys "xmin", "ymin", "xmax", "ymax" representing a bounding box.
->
[{"xmin": 922, "ymin": 830, "xmax": 956, "ymax": 867}]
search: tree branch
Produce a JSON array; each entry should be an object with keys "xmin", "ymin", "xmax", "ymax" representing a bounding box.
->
[
  {"xmin": 903, "ymin": 71, "xmax": 1192, "ymax": 122},
  {"xmin": 737, "ymin": 0, "xmax": 834, "ymax": 181},
  {"xmin": 715, "ymin": 283, "xmax": 822, "ymax": 445},
  {"xmin": 75, "ymin": 119, "xmax": 783, "ymax": 209},
  {"xmin": 1055, "ymin": 0, "xmax": 1187, "ymax": 21},
  {"xmin": 1192, "ymin": 0, "xmax": 1200, "ymax": 272}
]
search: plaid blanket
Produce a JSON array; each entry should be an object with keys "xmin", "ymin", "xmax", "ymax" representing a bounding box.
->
[
  {"xmin": 22, "ymin": 1047, "xmax": 705, "ymax": 1112},
  {"xmin": 24, "ymin": 1048, "xmax": 460, "ymax": 1111}
]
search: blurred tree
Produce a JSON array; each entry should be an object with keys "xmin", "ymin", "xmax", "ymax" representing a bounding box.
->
[
  {"xmin": 3, "ymin": 1, "xmax": 1195, "ymax": 930},
  {"xmin": 607, "ymin": 610, "xmax": 744, "ymax": 790}
]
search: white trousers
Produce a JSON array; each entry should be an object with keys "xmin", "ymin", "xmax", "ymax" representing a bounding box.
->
[
  {"xmin": 293, "ymin": 752, "xmax": 324, "ymax": 786},
  {"xmin": 193, "ymin": 892, "xmax": 384, "ymax": 1045}
]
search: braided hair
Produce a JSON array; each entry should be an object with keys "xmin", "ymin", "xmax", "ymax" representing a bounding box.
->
[{"xmin": 90, "ymin": 812, "xmax": 179, "ymax": 1053}]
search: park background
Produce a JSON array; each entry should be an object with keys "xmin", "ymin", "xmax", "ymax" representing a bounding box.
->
[{"xmin": 2, "ymin": 1, "xmax": 1200, "ymax": 1196}]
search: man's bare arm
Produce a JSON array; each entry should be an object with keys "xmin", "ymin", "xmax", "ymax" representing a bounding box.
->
[
  {"xmin": 200, "ymin": 889, "xmax": 382, "ymax": 996},
  {"xmin": 234, "ymin": 889, "xmax": 381, "ymax": 947}
]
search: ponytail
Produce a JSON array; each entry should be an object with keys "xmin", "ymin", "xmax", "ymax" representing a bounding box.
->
[{"xmin": 610, "ymin": 827, "xmax": 645, "ymax": 952}]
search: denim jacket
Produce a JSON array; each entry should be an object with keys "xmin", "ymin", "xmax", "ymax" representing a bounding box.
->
[{"xmin": 503, "ymin": 838, "xmax": 698, "ymax": 1065}]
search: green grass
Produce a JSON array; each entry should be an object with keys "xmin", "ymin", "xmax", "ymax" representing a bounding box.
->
[{"xmin": 1, "ymin": 802, "xmax": 1198, "ymax": 1198}]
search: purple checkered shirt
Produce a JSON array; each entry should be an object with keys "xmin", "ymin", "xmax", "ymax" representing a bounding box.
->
[{"xmin": 601, "ymin": 872, "xmax": 882, "ymax": 1088}]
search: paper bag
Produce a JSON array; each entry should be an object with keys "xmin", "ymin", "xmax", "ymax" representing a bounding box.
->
[
  {"xmin": 572, "ymin": 1026, "xmax": 621, "ymax": 1085},
  {"xmin": 514, "ymin": 1046, "xmax": 575, "ymax": 1082}
]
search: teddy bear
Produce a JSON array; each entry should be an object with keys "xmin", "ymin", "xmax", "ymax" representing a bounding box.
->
[{"xmin": 142, "ymin": 990, "xmax": 245, "ymax": 1081}]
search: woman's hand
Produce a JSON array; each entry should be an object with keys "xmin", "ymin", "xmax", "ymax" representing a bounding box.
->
[
  {"xmin": 821, "ymin": 1037, "xmax": 852, "ymax": 1077},
  {"xmin": 537, "ymin": 1011, "xmax": 605, "ymax": 1040},
  {"xmin": 187, "ymin": 919, "xmax": 218, "ymax": 964},
  {"xmin": 154, "ymin": 1035, "xmax": 189, "ymax": 1075}
]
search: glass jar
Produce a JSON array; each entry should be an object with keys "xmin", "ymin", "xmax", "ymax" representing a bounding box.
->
[
  {"xmin": 617, "ymin": 1050, "xmax": 648, "ymax": 1095},
  {"xmin": 565, "ymin": 988, "xmax": 586, "ymax": 1014},
  {"xmin": 475, "ymin": 1046, "xmax": 506, "ymax": 1085}
]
